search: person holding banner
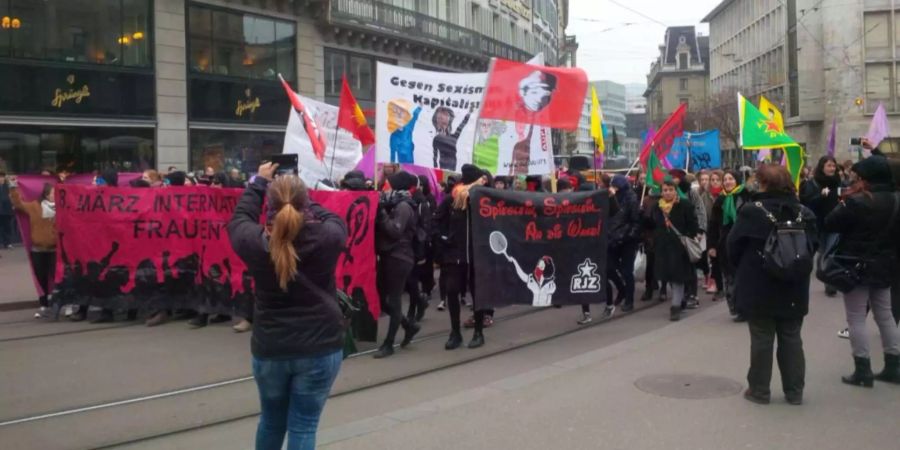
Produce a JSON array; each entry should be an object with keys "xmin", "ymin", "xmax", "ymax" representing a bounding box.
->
[
  {"xmin": 227, "ymin": 163, "xmax": 347, "ymax": 450},
  {"xmin": 647, "ymin": 178, "xmax": 699, "ymax": 322},
  {"xmin": 373, "ymin": 171, "xmax": 422, "ymax": 358},
  {"xmin": 436, "ymin": 165, "xmax": 490, "ymax": 349},
  {"xmin": 9, "ymin": 178, "xmax": 57, "ymax": 319}
]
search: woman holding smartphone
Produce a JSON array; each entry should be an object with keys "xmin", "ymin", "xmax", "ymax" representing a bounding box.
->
[{"xmin": 228, "ymin": 162, "xmax": 348, "ymax": 450}]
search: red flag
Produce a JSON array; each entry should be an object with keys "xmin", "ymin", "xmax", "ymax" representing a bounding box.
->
[
  {"xmin": 479, "ymin": 58, "xmax": 588, "ymax": 130},
  {"xmin": 337, "ymin": 77, "xmax": 376, "ymax": 147},
  {"xmin": 639, "ymin": 103, "xmax": 687, "ymax": 166},
  {"xmin": 279, "ymin": 74, "xmax": 327, "ymax": 161}
]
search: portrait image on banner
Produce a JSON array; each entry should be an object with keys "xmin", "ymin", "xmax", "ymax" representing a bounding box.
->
[
  {"xmin": 666, "ymin": 130, "xmax": 722, "ymax": 172},
  {"xmin": 376, "ymin": 63, "xmax": 483, "ymax": 172},
  {"xmin": 282, "ymin": 93, "xmax": 363, "ymax": 187},
  {"xmin": 470, "ymin": 188, "xmax": 609, "ymax": 309}
]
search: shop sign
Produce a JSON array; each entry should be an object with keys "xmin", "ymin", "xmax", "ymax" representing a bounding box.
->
[
  {"xmin": 51, "ymin": 74, "xmax": 91, "ymax": 108},
  {"xmin": 235, "ymin": 88, "xmax": 261, "ymax": 117}
]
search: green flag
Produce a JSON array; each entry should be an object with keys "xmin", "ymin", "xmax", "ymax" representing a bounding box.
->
[
  {"xmin": 646, "ymin": 150, "xmax": 665, "ymax": 191},
  {"xmin": 738, "ymin": 93, "xmax": 803, "ymax": 187},
  {"xmin": 611, "ymin": 128, "xmax": 621, "ymax": 156},
  {"xmin": 739, "ymin": 94, "xmax": 797, "ymax": 150}
]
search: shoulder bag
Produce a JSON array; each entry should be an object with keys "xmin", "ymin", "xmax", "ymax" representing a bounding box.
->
[
  {"xmin": 817, "ymin": 193, "xmax": 900, "ymax": 292},
  {"xmin": 669, "ymin": 223, "xmax": 704, "ymax": 263}
]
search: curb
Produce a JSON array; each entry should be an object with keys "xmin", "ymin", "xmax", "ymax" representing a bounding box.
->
[{"xmin": 0, "ymin": 300, "xmax": 38, "ymax": 312}]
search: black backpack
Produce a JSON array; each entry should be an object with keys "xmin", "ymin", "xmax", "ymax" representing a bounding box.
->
[{"xmin": 754, "ymin": 202, "xmax": 814, "ymax": 281}]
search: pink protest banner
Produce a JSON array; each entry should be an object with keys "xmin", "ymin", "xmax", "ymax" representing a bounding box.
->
[
  {"xmin": 310, "ymin": 190, "xmax": 380, "ymax": 322},
  {"xmin": 49, "ymin": 184, "xmax": 380, "ymax": 326},
  {"xmin": 13, "ymin": 173, "xmax": 143, "ymax": 298}
]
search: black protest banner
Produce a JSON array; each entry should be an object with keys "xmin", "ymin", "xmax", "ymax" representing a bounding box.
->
[{"xmin": 471, "ymin": 188, "xmax": 609, "ymax": 308}]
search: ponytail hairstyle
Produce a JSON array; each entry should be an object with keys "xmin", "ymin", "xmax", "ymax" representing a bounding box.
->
[{"xmin": 267, "ymin": 176, "xmax": 308, "ymax": 291}]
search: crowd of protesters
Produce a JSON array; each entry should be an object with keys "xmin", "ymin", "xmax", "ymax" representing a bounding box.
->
[{"xmin": 3, "ymin": 140, "xmax": 900, "ymax": 449}]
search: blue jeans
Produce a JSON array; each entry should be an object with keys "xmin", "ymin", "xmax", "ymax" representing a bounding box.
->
[{"xmin": 253, "ymin": 350, "xmax": 343, "ymax": 450}]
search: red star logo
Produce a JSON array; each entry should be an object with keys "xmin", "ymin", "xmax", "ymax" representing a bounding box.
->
[{"xmin": 764, "ymin": 119, "xmax": 782, "ymax": 133}]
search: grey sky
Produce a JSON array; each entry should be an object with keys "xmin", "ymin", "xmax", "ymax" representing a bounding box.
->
[{"xmin": 568, "ymin": 0, "xmax": 723, "ymax": 85}]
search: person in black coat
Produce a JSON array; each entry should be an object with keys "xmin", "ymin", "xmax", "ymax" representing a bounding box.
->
[
  {"xmin": 435, "ymin": 164, "xmax": 488, "ymax": 349},
  {"xmin": 707, "ymin": 169, "xmax": 752, "ymax": 320},
  {"xmin": 823, "ymin": 154, "xmax": 900, "ymax": 387},
  {"xmin": 647, "ymin": 178, "xmax": 699, "ymax": 321},
  {"xmin": 800, "ymin": 155, "xmax": 843, "ymax": 297},
  {"xmin": 606, "ymin": 175, "xmax": 642, "ymax": 312},
  {"xmin": 373, "ymin": 171, "xmax": 422, "ymax": 358},
  {"xmin": 227, "ymin": 164, "xmax": 347, "ymax": 448},
  {"xmin": 727, "ymin": 164, "xmax": 816, "ymax": 405}
]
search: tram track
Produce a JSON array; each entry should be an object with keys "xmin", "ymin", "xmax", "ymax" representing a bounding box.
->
[{"xmin": 0, "ymin": 299, "xmax": 666, "ymax": 449}]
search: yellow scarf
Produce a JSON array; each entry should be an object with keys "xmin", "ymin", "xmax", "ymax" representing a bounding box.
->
[{"xmin": 658, "ymin": 197, "xmax": 676, "ymax": 216}]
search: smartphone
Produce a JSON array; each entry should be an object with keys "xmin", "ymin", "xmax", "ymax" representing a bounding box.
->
[
  {"xmin": 270, "ymin": 154, "xmax": 299, "ymax": 176},
  {"xmin": 849, "ymin": 137, "xmax": 863, "ymax": 146}
]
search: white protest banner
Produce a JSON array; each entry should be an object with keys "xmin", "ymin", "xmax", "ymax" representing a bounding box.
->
[
  {"xmin": 282, "ymin": 94, "xmax": 363, "ymax": 187},
  {"xmin": 375, "ymin": 63, "xmax": 483, "ymax": 172},
  {"xmin": 375, "ymin": 61, "xmax": 554, "ymax": 175}
]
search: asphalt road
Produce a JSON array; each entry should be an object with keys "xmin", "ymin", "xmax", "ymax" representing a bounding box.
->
[{"xmin": 1, "ymin": 255, "xmax": 898, "ymax": 450}]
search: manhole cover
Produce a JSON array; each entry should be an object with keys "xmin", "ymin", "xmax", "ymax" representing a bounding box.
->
[{"xmin": 634, "ymin": 373, "xmax": 743, "ymax": 399}]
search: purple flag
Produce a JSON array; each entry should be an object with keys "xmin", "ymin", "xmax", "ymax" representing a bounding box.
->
[
  {"xmin": 866, "ymin": 102, "xmax": 890, "ymax": 148},
  {"xmin": 594, "ymin": 152, "xmax": 604, "ymax": 169},
  {"xmin": 827, "ymin": 118, "xmax": 837, "ymax": 157},
  {"xmin": 757, "ymin": 149, "xmax": 771, "ymax": 162}
]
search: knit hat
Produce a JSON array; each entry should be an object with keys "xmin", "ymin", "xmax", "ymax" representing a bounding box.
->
[
  {"xmin": 101, "ymin": 168, "xmax": 119, "ymax": 187},
  {"xmin": 461, "ymin": 164, "xmax": 482, "ymax": 185},
  {"xmin": 668, "ymin": 169, "xmax": 687, "ymax": 181},
  {"xmin": 557, "ymin": 178, "xmax": 572, "ymax": 191},
  {"xmin": 852, "ymin": 155, "xmax": 893, "ymax": 184},
  {"xmin": 166, "ymin": 171, "xmax": 187, "ymax": 186},
  {"xmin": 388, "ymin": 171, "xmax": 418, "ymax": 191}
]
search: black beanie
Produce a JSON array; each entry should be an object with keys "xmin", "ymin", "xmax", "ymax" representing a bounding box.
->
[
  {"xmin": 388, "ymin": 171, "xmax": 417, "ymax": 191},
  {"xmin": 101, "ymin": 168, "xmax": 119, "ymax": 187},
  {"xmin": 167, "ymin": 171, "xmax": 187, "ymax": 186},
  {"xmin": 344, "ymin": 170, "xmax": 365, "ymax": 181},
  {"xmin": 461, "ymin": 164, "xmax": 482, "ymax": 185},
  {"xmin": 852, "ymin": 155, "xmax": 893, "ymax": 184}
]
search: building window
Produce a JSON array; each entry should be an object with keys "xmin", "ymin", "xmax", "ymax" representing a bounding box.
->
[
  {"xmin": 678, "ymin": 53, "xmax": 688, "ymax": 70},
  {"xmin": 862, "ymin": 11, "xmax": 898, "ymax": 113},
  {"xmin": 0, "ymin": 125, "xmax": 154, "ymax": 174},
  {"xmin": 866, "ymin": 63, "xmax": 892, "ymax": 111},
  {"xmin": 190, "ymin": 129, "xmax": 283, "ymax": 173},
  {"xmin": 679, "ymin": 78, "xmax": 688, "ymax": 90},
  {"xmin": 188, "ymin": 4, "xmax": 296, "ymax": 81},
  {"xmin": 0, "ymin": 0, "xmax": 152, "ymax": 67},
  {"xmin": 324, "ymin": 49, "xmax": 394, "ymax": 102}
]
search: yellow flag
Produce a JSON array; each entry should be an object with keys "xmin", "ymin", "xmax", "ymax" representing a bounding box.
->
[
  {"xmin": 758, "ymin": 96, "xmax": 784, "ymax": 133},
  {"xmin": 590, "ymin": 86, "xmax": 605, "ymax": 154}
]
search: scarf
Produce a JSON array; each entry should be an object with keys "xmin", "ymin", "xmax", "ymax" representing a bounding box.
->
[
  {"xmin": 41, "ymin": 200, "xmax": 56, "ymax": 219},
  {"xmin": 722, "ymin": 185, "xmax": 744, "ymax": 226},
  {"xmin": 658, "ymin": 197, "xmax": 676, "ymax": 216},
  {"xmin": 710, "ymin": 186, "xmax": 723, "ymax": 197}
]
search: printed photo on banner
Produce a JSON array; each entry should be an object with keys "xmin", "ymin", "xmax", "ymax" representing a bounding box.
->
[
  {"xmin": 376, "ymin": 63, "xmax": 484, "ymax": 172},
  {"xmin": 470, "ymin": 188, "xmax": 609, "ymax": 309},
  {"xmin": 478, "ymin": 58, "xmax": 589, "ymax": 130},
  {"xmin": 282, "ymin": 93, "xmax": 363, "ymax": 188}
]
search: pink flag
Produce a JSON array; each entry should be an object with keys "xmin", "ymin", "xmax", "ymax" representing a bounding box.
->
[
  {"xmin": 827, "ymin": 118, "xmax": 837, "ymax": 157},
  {"xmin": 866, "ymin": 102, "xmax": 890, "ymax": 148},
  {"xmin": 757, "ymin": 149, "xmax": 771, "ymax": 162}
]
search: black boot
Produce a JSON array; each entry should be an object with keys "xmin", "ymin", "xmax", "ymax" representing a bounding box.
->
[
  {"xmin": 126, "ymin": 309, "xmax": 138, "ymax": 321},
  {"xmin": 468, "ymin": 331, "xmax": 485, "ymax": 349},
  {"xmin": 669, "ymin": 306, "xmax": 681, "ymax": 322},
  {"xmin": 641, "ymin": 290, "xmax": 654, "ymax": 302},
  {"xmin": 842, "ymin": 356, "xmax": 875, "ymax": 388},
  {"xmin": 445, "ymin": 331, "xmax": 463, "ymax": 350},
  {"xmin": 69, "ymin": 308, "xmax": 87, "ymax": 322},
  {"xmin": 415, "ymin": 294, "xmax": 429, "ymax": 322},
  {"xmin": 400, "ymin": 320, "xmax": 421, "ymax": 348},
  {"xmin": 188, "ymin": 313, "xmax": 208, "ymax": 329},
  {"xmin": 372, "ymin": 343, "xmax": 394, "ymax": 359},
  {"xmin": 875, "ymin": 354, "xmax": 900, "ymax": 384}
]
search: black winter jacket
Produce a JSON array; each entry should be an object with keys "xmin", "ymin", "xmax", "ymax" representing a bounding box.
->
[
  {"xmin": 707, "ymin": 189, "xmax": 751, "ymax": 273},
  {"xmin": 824, "ymin": 186, "xmax": 900, "ymax": 288},
  {"xmin": 608, "ymin": 188, "xmax": 641, "ymax": 247},
  {"xmin": 375, "ymin": 192, "xmax": 417, "ymax": 264},
  {"xmin": 647, "ymin": 199, "xmax": 699, "ymax": 283},
  {"xmin": 727, "ymin": 192, "xmax": 817, "ymax": 320},
  {"xmin": 228, "ymin": 178, "xmax": 348, "ymax": 359},
  {"xmin": 435, "ymin": 188, "xmax": 470, "ymax": 266},
  {"xmin": 800, "ymin": 177, "xmax": 842, "ymax": 233},
  {"xmin": 0, "ymin": 183, "xmax": 12, "ymax": 216}
]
